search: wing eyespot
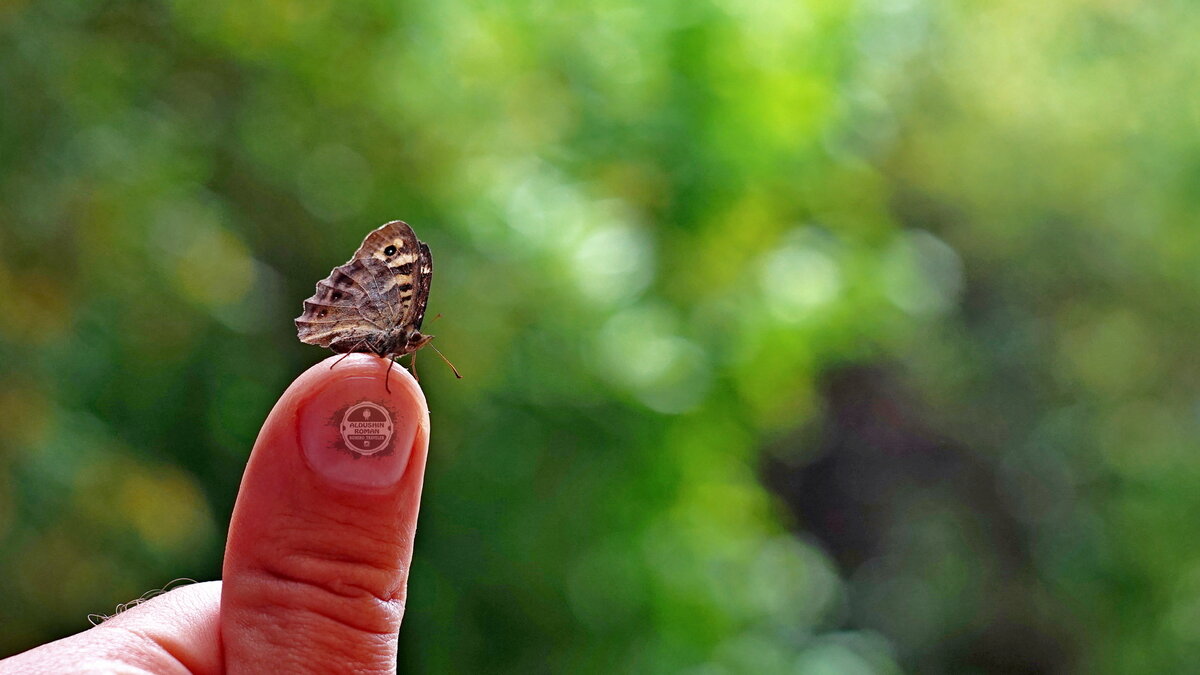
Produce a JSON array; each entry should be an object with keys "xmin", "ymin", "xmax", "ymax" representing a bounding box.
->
[{"xmin": 384, "ymin": 245, "xmax": 397, "ymax": 256}]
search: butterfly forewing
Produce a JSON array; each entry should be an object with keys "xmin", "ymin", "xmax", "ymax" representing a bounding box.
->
[{"xmin": 405, "ymin": 242, "xmax": 433, "ymax": 331}]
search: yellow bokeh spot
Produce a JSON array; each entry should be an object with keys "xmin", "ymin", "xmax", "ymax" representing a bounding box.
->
[
  {"xmin": 174, "ymin": 227, "xmax": 256, "ymax": 309},
  {"xmin": 116, "ymin": 465, "xmax": 216, "ymax": 556},
  {"xmin": 0, "ymin": 265, "xmax": 72, "ymax": 345}
]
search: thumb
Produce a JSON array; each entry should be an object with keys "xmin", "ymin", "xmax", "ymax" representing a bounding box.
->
[{"xmin": 221, "ymin": 354, "xmax": 430, "ymax": 674}]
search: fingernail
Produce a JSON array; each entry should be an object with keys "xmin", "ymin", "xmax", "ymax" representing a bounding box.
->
[{"xmin": 297, "ymin": 375, "xmax": 420, "ymax": 490}]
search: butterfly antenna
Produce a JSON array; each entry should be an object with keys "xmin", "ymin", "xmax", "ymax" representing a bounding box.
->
[{"xmin": 430, "ymin": 344, "xmax": 463, "ymax": 379}]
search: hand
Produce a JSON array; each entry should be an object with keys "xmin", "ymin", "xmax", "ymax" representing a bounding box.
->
[{"xmin": 1, "ymin": 354, "xmax": 431, "ymax": 674}]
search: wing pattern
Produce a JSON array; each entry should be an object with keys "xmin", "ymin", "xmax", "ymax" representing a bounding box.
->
[{"xmin": 295, "ymin": 221, "xmax": 433, "ymax": 355}]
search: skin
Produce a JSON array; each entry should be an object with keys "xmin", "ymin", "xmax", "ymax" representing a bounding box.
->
[{"xmin": 0, "ymin": 354, "xmax": 430, "ymax": 675}]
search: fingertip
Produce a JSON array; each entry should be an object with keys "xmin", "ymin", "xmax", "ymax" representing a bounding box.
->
[
  {"xmin": 295, "ymin": 354, "xmax": 428, "ymax": 416},
  {"xmin": 287, "ymin": 354, "xmax": 428, "ymax": 490}
]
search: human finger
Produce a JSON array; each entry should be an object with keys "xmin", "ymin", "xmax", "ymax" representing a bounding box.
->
[{"xmin": 220, "ymin": 354, "xmax": 430, "ymax": 674}]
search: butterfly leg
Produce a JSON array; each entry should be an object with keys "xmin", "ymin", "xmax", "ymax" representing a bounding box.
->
[
  {"xmin": 329, "ymin": 340, "xmax": 368, "ymax": 369},
  {"xmin": 409, "ymin": 349, "xmax": 420, "ymax": 382},
  {"xmin": 384, "ymin": 354, "xmax": 396, "ymax": 393}
]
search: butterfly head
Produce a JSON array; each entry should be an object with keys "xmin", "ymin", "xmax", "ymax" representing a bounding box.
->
[{"xmin": 406, "ymin": 330, "xmax": 434, "ymax": 353}]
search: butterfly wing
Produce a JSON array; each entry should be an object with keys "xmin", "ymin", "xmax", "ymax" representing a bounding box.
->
[
  {"xmin": 295, "ymin": 257, "xmax": 398, "ymax": 353},
  {"xmin": 352, "ymin": 221, "xmax": 431, "ymax": 331},
  {"xmin": 406, "ymin": 241, "xmax": 433, "ymax": 332},
  {"xmin": 296, "ymin": 221, "xmax": 435, "ymax": 355}
]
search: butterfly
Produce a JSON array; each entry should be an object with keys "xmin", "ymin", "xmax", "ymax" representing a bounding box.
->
[{"xmin": 296, "ymin": 221, "xmax": 460, "ymax": 389}]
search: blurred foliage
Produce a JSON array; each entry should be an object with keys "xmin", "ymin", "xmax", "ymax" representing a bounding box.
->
[{"xmin": 2, "ymin": 0, "xmax": 1199, "ymax": 672}]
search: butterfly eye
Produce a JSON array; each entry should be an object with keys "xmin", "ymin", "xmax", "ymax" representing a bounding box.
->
[{"xmin": 384, "ymin": 245, "xmax": 397, "ymax": 256}]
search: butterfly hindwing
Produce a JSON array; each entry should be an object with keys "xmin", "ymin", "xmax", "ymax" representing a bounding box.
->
[{"xmin": 296, "ymin": 259, "xmax": 387, "ymax": 346}]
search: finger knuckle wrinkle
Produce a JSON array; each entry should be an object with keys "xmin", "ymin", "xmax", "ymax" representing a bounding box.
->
[{"xmin": 254, "ymin": 557, "xmax": 404, "ymax": 635}]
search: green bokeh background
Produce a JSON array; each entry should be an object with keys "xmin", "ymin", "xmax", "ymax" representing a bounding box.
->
[{"xmin": 2, "ymin": 0, "xmax": 1198, "ymax": 672}]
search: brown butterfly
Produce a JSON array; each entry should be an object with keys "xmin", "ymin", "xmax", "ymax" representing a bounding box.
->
[{"xmin": 296, "ymin": 221, "xmax": 460, "ymax": 389}]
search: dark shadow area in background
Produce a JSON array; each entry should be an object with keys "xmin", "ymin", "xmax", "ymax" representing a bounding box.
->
[{"xmin": 763, "ymin": 366, "xmax": 1078, "ymax": 675}]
